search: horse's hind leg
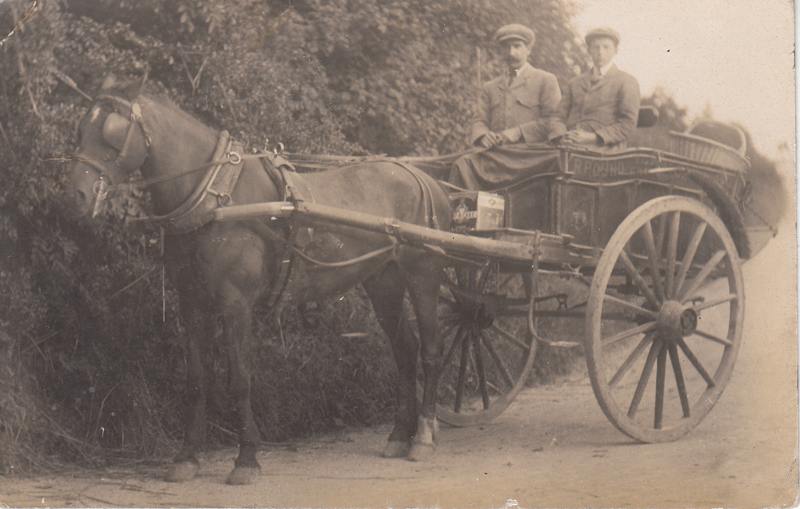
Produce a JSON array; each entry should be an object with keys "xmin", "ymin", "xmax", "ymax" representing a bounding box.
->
[
  {"xmin": 404, "ymin": 265, "xmax": 443, "ymax": 462},
  {"xmin": 363, "ymin": 264, "xmax": 417, "ymax": 458}
]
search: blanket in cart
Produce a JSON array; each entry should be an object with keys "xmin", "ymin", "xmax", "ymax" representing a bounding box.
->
[{"xmin": 441, "ymin": 143, "xmax": 560, "ymax": 190}]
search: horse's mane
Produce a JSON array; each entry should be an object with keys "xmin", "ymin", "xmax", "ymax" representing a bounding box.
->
[{"xmin": 103, "ymin": 79, "xmax": 215, "ymax": 135}]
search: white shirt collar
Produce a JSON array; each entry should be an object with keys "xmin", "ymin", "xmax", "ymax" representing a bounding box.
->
[
  {"xmin": 509, "ymin": 62, "xmax": 533, "ymax": 77},
  {"xmin": 592, "ymin": 60, "xmax": 615, "ymax": 77}
]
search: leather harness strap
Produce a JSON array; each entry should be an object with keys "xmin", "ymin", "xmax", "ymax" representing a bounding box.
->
[
  {"xmin": 137, "ymin": 131, "xmax": 247, "ymax": 234},
  {"xmin": 388, "ymin": 160, "xmax": 441, "ymax": 230}
]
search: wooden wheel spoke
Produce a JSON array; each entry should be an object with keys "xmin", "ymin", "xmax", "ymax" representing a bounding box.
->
[
  {"xmin": 665, "ymin": 211, "xmax": 681, "ymax": 298},
  {"xmin": 674, "ymin": 222, "xmax": 708, "ymax": 295},
  {"xmin": 440, "ymin": 293, "xmax": 458, "ymax": 306},
  {"xmin": 692, "ymin": 329, "xmax": 734, "ymax": 347},
  {"xmin": 610, "ymin": 333, "xmax": 655, "ymax": 387},
  {"xmin": 480, "ymin": 332, "xmax": 515, "ymax": 389},
  {"xmin": 627, "ymin": 339, "xmax": 663, "ymax": 418},
  {"xmin": 486, "ymin": 380, "xmax": 503, "ymax": 395},
  {"xmin": 642, "ymin": 221, "xmax": 665, "ymax": 302},
  {"xmin": 442, "ymin": 325, "xmax": 465, "ymax": 367},
  {"xmin": 453, "ymin": 329, "xmax": 471, "ymax": 412},
  {"xmin": 668, "ymin": 342, "xmax": 691, "ymax": 418},
  {"xmin": 619, "ymin": 250, "xmax": 660, "ymax": 308},
  {"xmin": 693, "ymin": 293, "xmax": 737, "ymax": 312},
  {"xmin": 676, "ymin": 337, "xmax": 715, "ymax": 387},
  {"xmin": 471, "ymin": 335, "xmax": 491, "ymax": 410},
  {"xmin": 654, "ymin": 213, "xmax": 668, "ymax": 262},
  {"xmin": 436, "ymin": 313, "xmax": 461, "ymax": 328},
  {"xmin": 654, "ymin": 343, "xmax": 667, "ymax": 429},
  {"xmin": 603, "ymin": 293, "xmax": 659, "ymax": 319},
  {"xmin": 493, "ymin": 301, "xmax": 530, "ymax": 315},
  {"xmin": 489, "ymin": 324, "xmax": 531, "ymax": 352},
  {"xmin": 602, "ymin": 321, "xmax": 657, "ymax": 347},
  {"xmin": 679, "ymin": 250, "xmax": 726, "ymax": 302}
]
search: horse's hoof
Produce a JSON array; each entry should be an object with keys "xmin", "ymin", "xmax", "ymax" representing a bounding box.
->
[
  {"xmin": 407, "ymin": 442, "xmax": 435, "ymax": 462},
  {"xmin": 383, "ymin": 440, "xmax": 411, "ymax": 458},
  {"xmin": 165, "ymin": 461, "xmax": 199, "ymax": 482},
  {"xmin": 226, "ymin": 466, "xmax": 260, "ymax": 485}
]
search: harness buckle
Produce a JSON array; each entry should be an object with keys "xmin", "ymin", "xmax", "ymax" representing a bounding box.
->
[
  {"xmin": 216, "ymin": 193, "xmax": 232, "ymax": 206},
  {"xmin": 91, "ymin": 178, "xmax": 109, "ymax": 218},
  {"xmin": 227, "ymin": 151, "xmax": 242, "ymax": 165}
]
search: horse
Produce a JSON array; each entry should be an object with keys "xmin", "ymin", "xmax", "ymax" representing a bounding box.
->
[{"xmin": 63, "ymin": 76, "xmax": 451, "ymax": 485}]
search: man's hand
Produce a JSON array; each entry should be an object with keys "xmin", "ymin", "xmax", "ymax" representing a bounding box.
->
[
  {"xmin": 478, "ymin": 131, "xmax": 504, "ymax": 148},
  {"xmin": 563, "ymin": 129, "xmax": 600, "ymax": 145},
  {"xmin": 500, "ymin": 126, "xmax": 522, "ymax": 145}
]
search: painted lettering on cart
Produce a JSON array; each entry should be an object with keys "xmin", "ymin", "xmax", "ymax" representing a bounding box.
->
[{"xmin": 570, "ymin": 156, "xmax": 659, "ymax": 177}]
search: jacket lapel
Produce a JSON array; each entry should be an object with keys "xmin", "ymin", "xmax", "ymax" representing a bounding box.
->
[
  {"xmin": 590, "ymin": 64, "xmax": 619, "ymax": 91},
  {"xmin": 509, "ymin": 63, "xmax": 534, "ymax": 90},
  {"xmin": 577, "ymin": 71, "xmax": 593, "ymax": 93}
]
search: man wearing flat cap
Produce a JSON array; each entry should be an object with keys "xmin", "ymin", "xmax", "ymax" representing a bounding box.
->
[
  {"xmin": 469, "ymin": 23, "xmax": 561, "ymax": 148},
  {"xmin": 550, "ymin": 27, "xmax": 641, "ymax": 150}
]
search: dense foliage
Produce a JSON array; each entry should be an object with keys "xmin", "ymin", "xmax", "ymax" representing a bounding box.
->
[{"xmin": 0, "ymin": 0, "xmax": 784, "ymax": 473}]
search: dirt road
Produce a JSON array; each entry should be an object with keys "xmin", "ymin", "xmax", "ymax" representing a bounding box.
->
[{"xmin": 1, "ymin": 217, "xmax": 796, "ymax": 508}]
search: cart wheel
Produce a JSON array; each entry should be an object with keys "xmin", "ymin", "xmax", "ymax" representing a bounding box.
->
[
  {"xmin": 586, "ymin": 196, "xmax": 744, "ymax": 442},
  {"xmin": 417, "ymin": 263, "xmax": 538, "ymax": 427}
]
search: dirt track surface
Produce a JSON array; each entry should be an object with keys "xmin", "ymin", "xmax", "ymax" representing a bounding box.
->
[{"xmin": 1, "ymin": 217, "xmax": 797, "ymax": 509}]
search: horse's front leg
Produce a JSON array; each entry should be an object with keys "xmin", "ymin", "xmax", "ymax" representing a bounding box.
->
[
  {"xmin": 166, "ymin": 285, "xmax": 214, "ymax": 482},
  {"xmin": 219, "ymin": 287, "xmax": 262, "ymax": 485},
  {"xmin": 213, "ymin": 240, "xmax": 267, "ymax": 485},
  {"xmin": 405, "ymin": 266, "xmax": 443, "ymax": 462}
]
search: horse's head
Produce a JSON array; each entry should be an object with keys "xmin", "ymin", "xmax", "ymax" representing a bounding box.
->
[{"xmin": 65, "ymin": 75, "xmax": 150, "ymax": 218}]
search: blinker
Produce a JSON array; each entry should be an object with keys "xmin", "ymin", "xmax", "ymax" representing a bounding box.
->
[{"xmin": 102, "ymin": 111, "xmax": 131, "ymax": 150}]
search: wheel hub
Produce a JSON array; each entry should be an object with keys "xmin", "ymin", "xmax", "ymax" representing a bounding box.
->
[{"xmin": 657, "ymin": 300, "xmax": 698, "ymax": 338}]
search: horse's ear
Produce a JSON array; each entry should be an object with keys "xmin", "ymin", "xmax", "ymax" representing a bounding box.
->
[
  {"xmin": 129, "ymin": 67, "xmax": 149, "ymax": 99},
  {"xmin": 100, "ymin": 74, "xmax": 117, "ymax": 91}
]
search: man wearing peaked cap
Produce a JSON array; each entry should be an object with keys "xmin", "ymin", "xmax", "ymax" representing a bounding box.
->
[
  {"xmin": 469, "ymin": 23, "xmax": 561, "ymax": 148},
  {"xmin": 495, "ymin": 23, "xmax": 535, "ymax": 45},
  {"xmin": 585, "ymin": 26, "xmax": 620, "ymax": 46},
  {"xmin": 549, "ymin": 26, "xmax": 640, "ymax": 150}
]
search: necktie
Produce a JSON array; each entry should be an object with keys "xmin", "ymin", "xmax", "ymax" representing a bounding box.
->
[{"xmin": 508, "ymin": 68, "xmax": 517, "ymax": 86}]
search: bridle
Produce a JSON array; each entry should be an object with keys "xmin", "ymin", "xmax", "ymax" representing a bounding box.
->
[{"xmin": 72, "ymin": 94, "xmax": 152, "ymax": 217}]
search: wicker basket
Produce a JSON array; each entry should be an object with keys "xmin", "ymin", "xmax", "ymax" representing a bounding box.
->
[{"xmin": 668, "ymin": 131, "xmax": 749, "ymax": 172}]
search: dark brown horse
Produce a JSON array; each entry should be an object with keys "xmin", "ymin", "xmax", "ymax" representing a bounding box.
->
[{"xmin": 64, "ymin": 77, "xmax": 450, "ymax": 485}]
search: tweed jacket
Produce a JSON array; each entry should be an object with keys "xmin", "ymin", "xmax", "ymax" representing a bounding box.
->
[
  {"xmin": 550, "ymin": 64, "xmax": 641, "ymax": 148},
  {"xmin": 469, "ymin": 63, "xmax": 561, "ymax": 146}
]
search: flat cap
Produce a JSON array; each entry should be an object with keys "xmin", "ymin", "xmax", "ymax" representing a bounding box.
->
[
  {"xmin": 495, "ymin": 24, "xmax": 535, "ymax": 46},
  {"xmin": 585, "ymin": 27, "xmax": 620, "ymax": 46}
]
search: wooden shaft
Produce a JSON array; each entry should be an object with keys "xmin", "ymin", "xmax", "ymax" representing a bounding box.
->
[
  {"xmin": 213, "ymin": 202, "xmax": 295, "ymax": 222},
  {"xmin": 293, "ymin": 202, "xmax": 536, "ymax": 262}
]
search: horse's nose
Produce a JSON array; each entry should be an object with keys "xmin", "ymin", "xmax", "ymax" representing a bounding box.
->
[{"xmin": 75, "ymin": 189, "xmax": 88, "ymax": 206}]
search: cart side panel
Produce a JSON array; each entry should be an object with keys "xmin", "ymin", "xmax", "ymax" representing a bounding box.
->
[
  {"xmin": 554, "ymin": 177, "xmax": 708, "ymax": 251},
  {"xmin": 506, "ymin": 180, "xmax": 550, "ymax": 232},
  {"xmin": 558, "ymin": 182, "xmax": 598, "ymax": 246}
]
